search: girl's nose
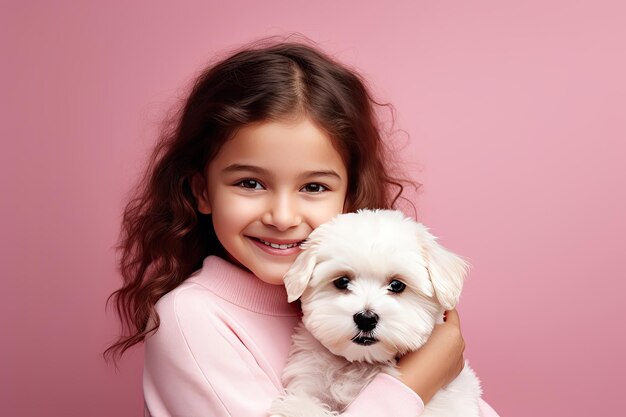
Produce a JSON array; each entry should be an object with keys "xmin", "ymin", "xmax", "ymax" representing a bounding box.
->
[{"xmin": 262, "ymin": 194, "xmax": 301, "ymax": 231}]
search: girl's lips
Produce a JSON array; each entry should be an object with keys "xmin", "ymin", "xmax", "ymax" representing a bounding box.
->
[{"xmin": 248, "ymin": 237, "xmax": 304, "ymax": 256}]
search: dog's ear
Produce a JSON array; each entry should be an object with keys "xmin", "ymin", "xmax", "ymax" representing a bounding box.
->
[
  {"xmin": 283, "ymin": 245, "xmax": 318, "ymax": 303},
  {"xmin": 418, "ymin": 224, "xmax": 470, "ymax": 310}
]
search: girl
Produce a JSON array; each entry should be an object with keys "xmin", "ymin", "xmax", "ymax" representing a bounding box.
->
[{"xmin": 106, "ymin": 38, "xmax": 499, "ymax": 417}]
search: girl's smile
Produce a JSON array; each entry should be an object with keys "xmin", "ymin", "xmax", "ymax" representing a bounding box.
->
[
  {"xmin": 192, "ymin": 116, "xmax": 348, "ymax": 285},
  {"xmin": 248, "ymin": 236, "xmax": 304, "ymax": 256}
]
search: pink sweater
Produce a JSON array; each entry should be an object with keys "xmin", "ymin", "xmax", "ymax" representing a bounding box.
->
[{"xmin": 143, "ymin": 255, "xmax": 500, "ymax": 417}]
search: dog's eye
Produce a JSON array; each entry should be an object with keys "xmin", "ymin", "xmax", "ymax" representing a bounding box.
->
[
  {"xmin": 333, "ymin": 276, "xmax": 350, "ymax": 290},
  {"xmin": 388, "ymin": 280, "xmax": 406, "ymax": 293}
]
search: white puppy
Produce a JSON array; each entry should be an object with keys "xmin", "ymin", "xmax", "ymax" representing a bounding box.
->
[{"xmin": 269, "ymin": 209, "xmax": 482, "ymax": 417}]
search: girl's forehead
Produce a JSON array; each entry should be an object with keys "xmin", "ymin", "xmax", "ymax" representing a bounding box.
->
[{"xmin": 210, "ymin": 118, "xmax": 348, "ymax": 177}]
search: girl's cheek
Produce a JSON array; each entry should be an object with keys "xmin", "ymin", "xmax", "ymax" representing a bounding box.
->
[{"xmin": 312, "ymin": 202, "xmax": 345, "ymax": 228}]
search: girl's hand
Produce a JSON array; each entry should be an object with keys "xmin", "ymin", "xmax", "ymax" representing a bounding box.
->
[{"xmin": 396, "ymin": 309, "xmax": 466, "ymax": 404}]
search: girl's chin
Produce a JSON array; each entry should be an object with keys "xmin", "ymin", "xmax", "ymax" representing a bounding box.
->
[
  {"xmin": 253, "ymin": 269, "xmax": 288, "ymax": 286},
  {"xmin": 226, "ymin": 256, "xmax": 288, "ymax": 285},
  {"xmin": 222, "ymin": 243, "xmax": 297, "ymax": 285}
]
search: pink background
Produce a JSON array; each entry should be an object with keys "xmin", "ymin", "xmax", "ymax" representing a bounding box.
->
[{"xmin": 2, "ymin": 1, "xmax": 624, "ymax": 416}]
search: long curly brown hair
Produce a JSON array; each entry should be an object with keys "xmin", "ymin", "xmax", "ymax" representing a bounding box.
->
[{"xmin": 104, "ymin": 36, "xmax": 418, "ymax": 364}]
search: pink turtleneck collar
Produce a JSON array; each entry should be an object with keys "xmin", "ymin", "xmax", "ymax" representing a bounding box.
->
[{"xmin": 187, "ymin": 255, "xmax": 301, "ymax": 317}]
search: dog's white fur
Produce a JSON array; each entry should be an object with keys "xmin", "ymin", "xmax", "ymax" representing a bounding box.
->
[{"xmin": 269, "ymin": 209, "xmax": 482, "ymax": 417}]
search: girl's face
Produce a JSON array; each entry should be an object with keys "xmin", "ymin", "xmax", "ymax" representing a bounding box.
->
[{"xmin": 192, "ymin": 117, "xmax": 348, "ymax": 285}]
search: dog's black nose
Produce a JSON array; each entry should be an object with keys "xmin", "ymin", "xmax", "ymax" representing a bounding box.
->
[{"xmin": 353, "ymin": 310, "xmax": 379, "ymax": 331}]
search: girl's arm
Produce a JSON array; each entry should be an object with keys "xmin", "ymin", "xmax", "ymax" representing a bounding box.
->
[
  {"xmin": 394, "ymin": 309, "xmax": 500, "ymax": 417},
  {"xmin": 397, "ymin": 309, "xmax": 466, "ymax": 403}
]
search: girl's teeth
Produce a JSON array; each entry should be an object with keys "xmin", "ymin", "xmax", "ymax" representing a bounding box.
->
[{"xmin": 260, "ymin": 240, "xmax": 299, "ymax": 249}]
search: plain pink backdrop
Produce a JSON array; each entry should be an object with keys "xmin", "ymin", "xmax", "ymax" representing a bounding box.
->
[{"xmin": 2, "ymin": 1, "xmax": 624, "ymax": 416}]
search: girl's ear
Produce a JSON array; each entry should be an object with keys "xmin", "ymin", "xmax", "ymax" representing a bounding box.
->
[
  {"xmin": 190, "ymin": 173, "xmax": 211, "ymax": 214},
  {"xmin": 417, "ymin": 224, "xmax": 470, "ymax": 310},
  {"xmin": 283, "ymin": 246, "xmax": 318, "ymax": 303}
]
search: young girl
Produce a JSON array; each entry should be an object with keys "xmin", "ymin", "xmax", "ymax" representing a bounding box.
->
[{"xmin": 106, "ymin": 38, "xmax": 499, "ymax": 417}]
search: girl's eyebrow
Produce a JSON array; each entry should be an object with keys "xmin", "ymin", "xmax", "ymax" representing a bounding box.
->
[
  {"xmin": 301, "ymin": 170, "xmax": 342, "ymax": 180},
  {"xmin": 222, "ymin": 163, "xmax": 342, "ymax": 180},
  {"xmin": 222, "ymin": 164, "xmax": 268, "ymax": 175}
]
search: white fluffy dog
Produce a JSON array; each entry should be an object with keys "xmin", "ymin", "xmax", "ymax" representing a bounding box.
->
[{"xmin": 269, "ymin": 209, "xmax": 482, "ymax": 417}]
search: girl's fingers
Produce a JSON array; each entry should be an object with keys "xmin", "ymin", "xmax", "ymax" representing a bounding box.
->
[{"xmin": 443, "ymin": 308, "xmax": 460, "ymax": 326}]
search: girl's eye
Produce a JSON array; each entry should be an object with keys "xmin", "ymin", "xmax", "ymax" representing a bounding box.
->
[
  {"xmin": 236, "ymin": 179, "xmax": 264, "ymax": 190},
  {"xmin": 388, "ymin": 280, "xmax": 406, "ymax": 293},
  {"xmin": 301, "ymin": 183, "xmax": 328, "ymax": 193},
  {"xmin": 333, "ymin": 276, "xmax": 350, "ymax": 290}
]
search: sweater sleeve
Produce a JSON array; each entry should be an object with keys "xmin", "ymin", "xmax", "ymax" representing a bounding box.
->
[
  {"xmin": 479, "ymin": 398, "xmax": 501, "ymax": 417},
  {"xmin": 344, "ymin": 376, "xmax": 501, "ymax": 417},
  {"xmin": 342, "ymin": 372, "xmax": 425, "ymax": 416}
]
